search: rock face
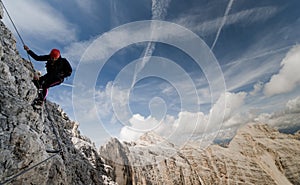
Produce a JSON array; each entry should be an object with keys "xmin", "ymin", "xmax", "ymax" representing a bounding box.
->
[
  {"xmin": 0, "ymin": 8, "xmax": 116, "ymax": 185},
  {"xmin": 100, "ymin": 124, "xmax": 300, "ymax": 185},
  {"xmin": 0, "ymin": 3, "xmax": 3, "ymax": 19}
]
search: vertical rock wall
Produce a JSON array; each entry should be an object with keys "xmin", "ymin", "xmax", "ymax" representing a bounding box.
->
[{"xmin": 0, "ymin": 5, "xmax": 116, "ymax": 185}]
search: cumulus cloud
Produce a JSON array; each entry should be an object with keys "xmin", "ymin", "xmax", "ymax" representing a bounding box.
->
[
  {"xmin": 119, "ymin": 114, "xmax": 173, "ymax": 141},
  {"xmin": 119, "ymin": 92, "xmax": 249, "ymax": 146},
  {"xmin": 255, "ymin": 96, "xmax": 300, "ymax": 129},
  {"xmin": 285, "ymin": 96, "xmax": 300, "ymax": 114},
  {"xmin": 210, "ymin": 92, "xmax": 247, "ymax": 124},
  {"xmin": 264, "ymin": 45, "xmax": 300, "ymax": 96},
  {"xmin": 106, "ymin": 82, "xmax": 299, "ymax": 146}
]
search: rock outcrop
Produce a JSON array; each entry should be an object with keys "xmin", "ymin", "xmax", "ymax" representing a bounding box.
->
[
  {"xmin": 0, "ymin": 3, "xmax": 3, "ymax": 19},
  {"xmin": 100, "ymin": 124, "xmax": 300, "ymax": 185},
  {"xmin": 0, "ymin": 7, "xmax": 116, "ymax": 185}
]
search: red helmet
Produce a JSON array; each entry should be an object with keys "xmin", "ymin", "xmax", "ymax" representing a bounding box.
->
[{"xmin": 50, "ymin": 49, "xmax": 60, "ymax": 59}]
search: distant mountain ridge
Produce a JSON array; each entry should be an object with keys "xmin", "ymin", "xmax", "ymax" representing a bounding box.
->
[{"xmin": 100, "ymin": 124, "xmax": 300, "ymax": 185}]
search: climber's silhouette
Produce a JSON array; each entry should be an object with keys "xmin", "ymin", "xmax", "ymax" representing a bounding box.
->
[{"xmin": 24, "ymin": 45, "xmax": 72, "ymax": 106}]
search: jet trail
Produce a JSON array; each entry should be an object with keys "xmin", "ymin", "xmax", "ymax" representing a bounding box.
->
[
  {"xmin": 61, "ymin": 83, "xmax": 75, "ymax": 87},
  {"xmin": 131, "ymin": 0, "xmax": 171, "ymax": 88},
  {"xmin": 211, "ymin": 0, "xmax": 234, "ymax": 50}
]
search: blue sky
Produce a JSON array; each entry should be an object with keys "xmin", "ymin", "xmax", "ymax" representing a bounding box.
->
[{"xmin": 3, "ymin": 0, "xmax": 300, "ymax": 147}]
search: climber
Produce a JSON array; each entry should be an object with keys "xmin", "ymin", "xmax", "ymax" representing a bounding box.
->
[{"xmin": 24, "ymin": 45, "xmax": 72, "ymax": 106}]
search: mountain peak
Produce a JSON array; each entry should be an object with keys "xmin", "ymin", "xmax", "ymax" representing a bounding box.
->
[{"xmin": 136, "ymin": 131, "xmax": 175, "ymax": 147}]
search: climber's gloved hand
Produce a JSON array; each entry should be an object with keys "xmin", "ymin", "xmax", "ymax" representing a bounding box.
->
[{"xmin": 24, "ymin": 45, "xmax": 30, "ymax": 51}]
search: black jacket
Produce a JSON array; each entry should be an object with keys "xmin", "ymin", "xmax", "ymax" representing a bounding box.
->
[{"xmin": 28, "ymin": 50, "xmax": 72, "ymax": 78}]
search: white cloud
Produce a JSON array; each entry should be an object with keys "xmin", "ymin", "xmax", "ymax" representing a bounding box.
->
[
  {"xmin": 94, "ymin": 82, "xmax": 132, "ymax": 122},
  {"xmin": 264, "ymin": 45, "xmax": 300, "ymax": 96},
  {"xmin": 286, "ymin": 96, "xmax": 300, "ymax": 114},
  {"xmin": 119, "ymin": 92, "xmax": 249, "ymax": 146},
  {"xmin": 119, "ymin": 114, "xmax": 165, "ymax": 141},
  {"xmin": 172, "ymin": 111, "xmax": 207, "ymax": 135},
  {"xmin": 71, "ymin": 81, "xmax": 134, "ymax": 146},
  {"xmin": 74, "ymin": 74, "xmax": 202, "ymax": 145},
  {"xmin": 207, "ymin": 92, "xmax": 247, "ymax": 130},
  {"xmin": 254, "ymin": 96, "xmax": 300, "ymax": 129},
  {"xmin": 71, "ymin": 26, "xmax": 141, "ymax": 64},
  {"xmin": 169, "ymin": 6, "xmax": 282, "ymax": 94},
  {"xmin": 3, "ymin": 0, "xmax": 77, "ymax": 44},
  {"xmin": 129, "ymin": 114, "xmax": 159, "ymax": 130},
  {"xmin": 119, "ymin": 93, "xmax": 300, "ymax": 146},
  {"xmin": 63, "ymin": 39, "xmax": 93, "ymax": 66},
  {"xmin": 223, "ymin": 47, "xmax": 284, "ymax": 92},
  {"xmin": 250, "ymin": 81, "xmax": 263, "ymax": 96},
  {"xmin": 119, "ymin": 127, "xmax": 141, "ymax": 142}
]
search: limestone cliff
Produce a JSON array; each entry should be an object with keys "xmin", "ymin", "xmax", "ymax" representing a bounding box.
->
[
  {"xmin": 0, "ymin": 7, "xmax": 116, "ymax": 185},
  {"xmin": 100, "ymin": 124, "xmax": 300, "ymax": 185}
]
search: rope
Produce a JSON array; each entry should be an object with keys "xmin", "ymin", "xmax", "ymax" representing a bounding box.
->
[
  {"xmin": 0, "ymin": 0, "xmax": 32, "ymax": 63},
  {"xmin": 0, "ymin": 3, "xmax": 64, "ymax": 183},
  {"xmin": 0, "ymin": 153, "xmax": 59, "ymax": 185},
  {"xmin": 0, "ymin": 102, "xmax": 63, "ymax": 184}
]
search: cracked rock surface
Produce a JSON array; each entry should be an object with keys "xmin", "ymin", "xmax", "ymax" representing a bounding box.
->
[{"xmin": 0, "ymin": 7, "xmax": 116, "ymax": 185}]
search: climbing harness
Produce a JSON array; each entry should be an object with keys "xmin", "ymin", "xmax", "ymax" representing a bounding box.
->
[
  {"xmin": 0, "ymin": 101, "xmax": 63, "ymax": 185},
  {"xmin": 0, "ymin": 0, "xmax": 32, "ymax": 63}
]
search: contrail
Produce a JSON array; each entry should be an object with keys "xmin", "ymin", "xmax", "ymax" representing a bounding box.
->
[
  {"xmin": 131, "ymin": 0, "xmax": 171, "ymax": 88},
  {"xmin": 228, "ymin": 45, "xmax": 293, "ymax": 66},
  {"xmin": 211, "ymin": 0, "xmax": 234, "ymax": 50},
  {"xmin": 61, "ymin": 83, "xmax": 75, "ymax": 87}
]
